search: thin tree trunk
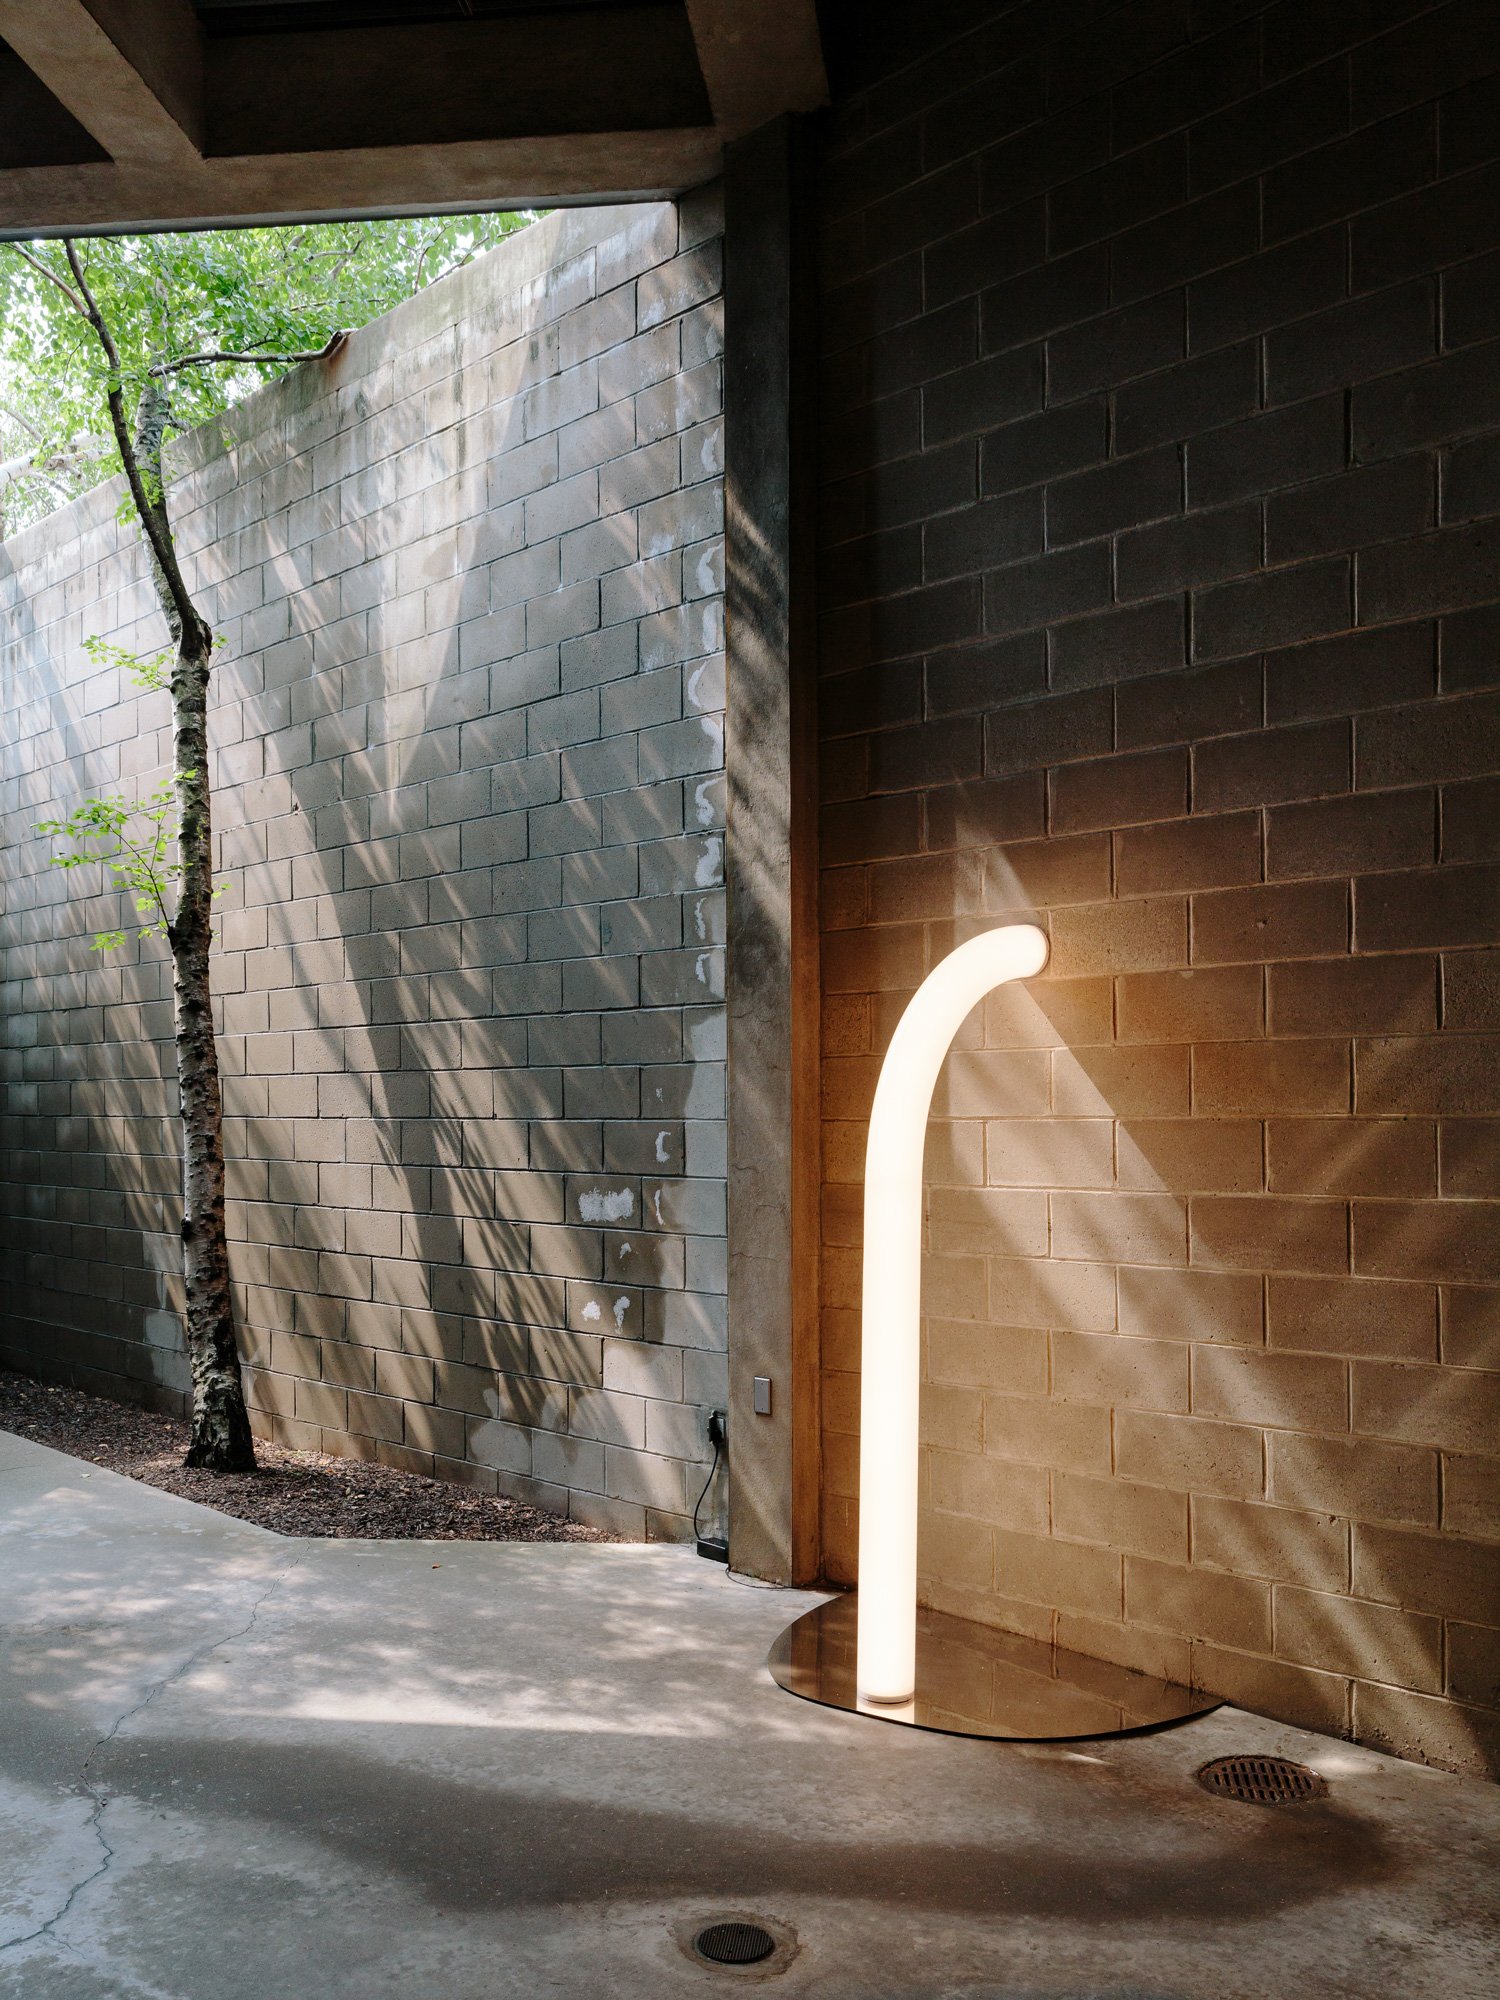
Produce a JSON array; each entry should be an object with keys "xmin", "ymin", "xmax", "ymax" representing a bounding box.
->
[
  {"xmin": 119, "ymin": 368, "xmax": 255, "ymax": 1472},
  {"xmin": 170, "ymin": 633, "xmax": 254, "ymax": 1471}
]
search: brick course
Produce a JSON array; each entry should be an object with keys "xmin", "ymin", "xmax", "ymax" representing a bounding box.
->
[
  {"xmin": 0, "ymin": 199, "xmax": 726, "ymax": 1542},
  {"xmin": 818, "ymin": 0, "xmax": 1500, "ymax": 1776}
]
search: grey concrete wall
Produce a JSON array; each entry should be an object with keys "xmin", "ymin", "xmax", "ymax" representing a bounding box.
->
[{"xmin": 0, "ymin": 193, "xmax": 728, "ymax": 1539}]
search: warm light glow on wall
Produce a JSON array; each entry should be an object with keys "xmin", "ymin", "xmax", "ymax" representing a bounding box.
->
[{"xmin": 856, "ymin": 923, "xmax": 1051, "ymax": 1704}]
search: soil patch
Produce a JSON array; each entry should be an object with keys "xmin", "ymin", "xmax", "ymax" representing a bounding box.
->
[{"xmin": 0, "ymin": 1369, "xmax": 618, "ymax": 1543}]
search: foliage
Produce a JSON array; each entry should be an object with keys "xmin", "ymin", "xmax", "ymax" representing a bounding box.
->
[
  {"xmin": 82, "ymin": 631, "xmax": 175, "ymax": 693},
  {"xmin": 0, "ymin": 210, "xmax": 535, "ymax": 532},
  {"xmin": 38, "ymin": 775, "xmax": 182, "ymax": 953}
]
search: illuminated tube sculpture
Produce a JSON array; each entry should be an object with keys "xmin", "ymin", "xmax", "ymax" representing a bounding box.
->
[{"xmin": 855, "ymin": 922, "xmax": 1050, "ymax": 1705}]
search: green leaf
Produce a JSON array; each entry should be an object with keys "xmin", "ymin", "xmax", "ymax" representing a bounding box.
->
[{"xmin": 82, "ymin": 632, "xmax": 173, "ymax": 692}]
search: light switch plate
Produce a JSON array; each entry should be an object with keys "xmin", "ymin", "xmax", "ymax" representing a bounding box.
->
[{"xmin": 752, "ymin": 1375, "xmax": 772, "ymax": 1416}]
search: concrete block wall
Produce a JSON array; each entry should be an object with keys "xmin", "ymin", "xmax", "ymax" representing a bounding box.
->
[
  {"xmin": 0, "ymin": 195, "xmax": 727, "ymax": 1539},
  {"xmin": 815, "ymin": 0, "xmax": 1500, "ymax": 1775}
]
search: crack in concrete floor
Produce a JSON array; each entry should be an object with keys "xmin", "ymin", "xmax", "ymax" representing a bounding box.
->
[{"xmin": 0, "ymin": 1550, "xmax": 303, "ymax": 1961}]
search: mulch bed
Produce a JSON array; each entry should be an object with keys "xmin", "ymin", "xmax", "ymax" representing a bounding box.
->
[{"xmin": 0, "ymin": 1369, "xmax": 616, "ymax": 1543}]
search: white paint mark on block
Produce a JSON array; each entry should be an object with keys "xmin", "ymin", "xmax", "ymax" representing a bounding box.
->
[
  {"xmin": 694, "ymin": 835, "xmax": 723, "ymax": 888},
  {"xmin": 578, "ymin": 1187, "xmax": 635, "ymax": 1224}
]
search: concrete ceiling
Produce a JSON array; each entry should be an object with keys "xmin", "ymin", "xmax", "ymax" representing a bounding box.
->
[{"xmin": 0, "ymin": 0, "xmax": 827, "ymax": 235}]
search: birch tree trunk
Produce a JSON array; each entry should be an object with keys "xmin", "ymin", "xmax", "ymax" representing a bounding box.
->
[
  {"xmin": 170, "ymin": 630, "xmax": 253, "ymax": 1471},
  {"xmin": 83, "ymin": 311, "xmax": 256, "ymax": 1473}
]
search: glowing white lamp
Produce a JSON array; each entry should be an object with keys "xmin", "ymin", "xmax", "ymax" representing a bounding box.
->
[{"xmin": 855, "ymin": 922, "xmax": 1050, "ymax": 1705}]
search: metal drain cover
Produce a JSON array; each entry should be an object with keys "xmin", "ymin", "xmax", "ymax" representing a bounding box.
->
[
  {"xmin": 1198, "ymin": 1754, "xmax": 1328, "ymax": 1806},
  {"xmin": 693, "ymin": 1921, "xmax": 777, "ymax": 1967}
]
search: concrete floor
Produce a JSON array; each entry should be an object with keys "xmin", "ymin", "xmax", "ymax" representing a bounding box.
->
[{"xmin": 1, "ymin": 1429, "xmax": 1497, "ymax": 2000}]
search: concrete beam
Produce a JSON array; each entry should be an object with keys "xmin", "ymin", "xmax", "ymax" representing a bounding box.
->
[
  {"xmin": 0, "ymin": 0, "xmax": 203, "ymax": 164},
  {"xmin": 0, "ymin": 128, "xmax": 722, "ymax": 238},
  {"xmin": 724, "ymin": 116, "xmax": 821, "ymax": 1586},
  {"xmin": 0, "ymin": 3, "xmax": 821, "ymax": 231},
  {"xmin": 201, "ymin": 10, "xmax": 709, "ymax": 158},
  {"xmin": 685, "ymin": 0, "xmax": 828, "ymax": 140}
]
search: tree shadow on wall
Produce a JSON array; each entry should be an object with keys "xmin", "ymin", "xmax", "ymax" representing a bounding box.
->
[
  {"xmin": 0, "ymin": 516, "xmax": 194, "ymax": 1412},
  {"xmin": 216, "ymin": 207, "xmax": 729, "ymax": 1527}
]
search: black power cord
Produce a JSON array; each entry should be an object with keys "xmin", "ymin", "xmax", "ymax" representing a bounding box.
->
[{"xmin": 694, "ymin": 1407, "xmax": 728, "ymax": 1562}]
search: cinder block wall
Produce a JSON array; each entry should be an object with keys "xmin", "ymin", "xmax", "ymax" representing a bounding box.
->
[
  {"xmin": 0, "ymin": 196, "xmax": 727, "ymax": 1538},
  {"xmin": 816, "ymin": 0, "xmax": 1500, "ymax": 1775}
]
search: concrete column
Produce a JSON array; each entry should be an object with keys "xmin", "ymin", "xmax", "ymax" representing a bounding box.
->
[{"xmin": 723, "ymin": 115, "xmax": 821, "ymax": 1583}]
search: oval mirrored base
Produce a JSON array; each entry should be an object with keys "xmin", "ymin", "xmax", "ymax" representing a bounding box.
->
[{"xmin": 768, "ymin": 1593, "xmax": 1220, "ymax": 1741}]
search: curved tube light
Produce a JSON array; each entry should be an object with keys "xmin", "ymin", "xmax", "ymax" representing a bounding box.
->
[{"xmin": 856, "ymin": 922, "xmax": 1051, "ymax": 1705}]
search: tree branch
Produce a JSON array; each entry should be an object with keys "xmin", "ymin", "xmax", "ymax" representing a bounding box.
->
[
  {"xmin": 8, "ymin": 242, "xmax": 88, "ymax": 318},
  {"xmin": 121, "ymin": 821, "xmax": 174, "ymax": 941},
  {"xmin": 153, "ymin": 330, "xmax": 349, "ymax": 376},
  {"xmin": 1, "ymin": 401, "xmax": 42, "ymax": 442},
  {"xmin": 62, "ymin": 239, "xmax": 208, "ymax": 651}
]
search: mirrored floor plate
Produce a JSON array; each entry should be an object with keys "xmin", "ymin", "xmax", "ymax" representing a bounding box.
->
[{"xmin": 768, "ymin": 1593, "xmax": 1220, "ymax": 1740}]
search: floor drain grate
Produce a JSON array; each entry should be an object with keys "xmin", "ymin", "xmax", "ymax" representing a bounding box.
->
[
  {"xmin": 1198, "ymin": 1754, "xmax": 1328, "ymax": 1806},
  {"xmin": 693, "ymin": 1921, "xmax": 777, "ymax": 1967}
]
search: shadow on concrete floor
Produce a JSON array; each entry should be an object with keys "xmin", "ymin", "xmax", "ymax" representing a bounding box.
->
[{"xmin": 1, "ymin": 1428, "xmax": 1497, "ymax": 2000}]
